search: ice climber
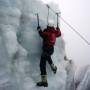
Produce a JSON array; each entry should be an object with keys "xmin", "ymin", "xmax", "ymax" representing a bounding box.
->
[{"xmin": 36, "ymin": 23, "xmax": 62, "ymax": 87}]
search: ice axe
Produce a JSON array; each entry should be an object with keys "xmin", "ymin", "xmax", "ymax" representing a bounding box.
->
[
  {"xmin": 46, "ymin": 4, "xmax": 50, "ymax": 26},
  {"xmin": 56, "ymin": 12, "xmax": 61, "ymax": 28},
  {"xmin": 35, "ymin": 13, "xmax": 40, "ymax": 27}
]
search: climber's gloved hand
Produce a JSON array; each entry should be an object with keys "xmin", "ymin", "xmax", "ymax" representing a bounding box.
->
[
  {"xmin": 37, "ymin": 26, "xmax": 41, "ymax": 31},
  {"xmin": 56, "ymin": 26, "xmax": 60, "ymax": 30}
]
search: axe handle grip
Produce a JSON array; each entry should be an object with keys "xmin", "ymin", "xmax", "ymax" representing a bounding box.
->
[{"xmin": 36, "ymin": 13, "xmax": 40, "ymax": 27}]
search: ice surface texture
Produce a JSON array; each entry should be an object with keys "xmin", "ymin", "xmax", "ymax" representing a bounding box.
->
[{"xmin": 0, "ymin": 0, "xmax": 75, "ymax": 90}]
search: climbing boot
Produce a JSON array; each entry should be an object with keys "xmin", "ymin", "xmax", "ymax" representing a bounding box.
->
[
  {"xmin": 36, "ymin": 75, "xmax": 48, "ymax": 87},
  {"xmin": 51, "ymin": 64, "xmax": 57, "ymax": 74}
]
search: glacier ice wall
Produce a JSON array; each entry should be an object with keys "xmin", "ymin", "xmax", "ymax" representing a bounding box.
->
[
  {"xmin": 0, "ymin": 0, "xmax": 75, "ymax": 90},
  {"xmin": 75, "ymin": 66, "xmax": 90, "ymax": 90},
  {"xmin": 65, "ymin": 60, "xmax": 75, "ymax": 90}
]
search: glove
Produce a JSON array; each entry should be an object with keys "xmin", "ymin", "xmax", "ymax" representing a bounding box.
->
[
  {"xmin": 56, "ymin": 26, "xmax": 59, "ymax": 29},
  {"xmin": 37, "ymin": 26, "xmax": 41, "ymax": 30}
]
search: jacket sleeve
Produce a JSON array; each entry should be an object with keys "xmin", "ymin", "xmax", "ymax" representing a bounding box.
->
[
  {"xmin": 55, "ymin": 28, "xmax": 61, "ymax": 37},
  {"xmin": 39, "ymin": 30, "xmax": 44, "ymax": 38},
  {"xmin": 38, "ymin": 29, "xmax": 48, "ymax": 38}
]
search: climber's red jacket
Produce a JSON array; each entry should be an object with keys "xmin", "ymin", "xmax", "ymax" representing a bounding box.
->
[{"xmin": 39, "ymin": 26, "xmax": 61, "ymax": 48}]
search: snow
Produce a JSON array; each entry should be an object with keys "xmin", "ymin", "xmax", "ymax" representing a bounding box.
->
[{"xmin": 0, "ymin": 0, "xmax": 75, "ymax": 90}]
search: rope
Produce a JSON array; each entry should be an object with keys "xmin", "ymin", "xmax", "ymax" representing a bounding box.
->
[
  {"xmin": 45, "ymin": 4, "xmax": 90, "ymax": 45},
  {"xmin": 61, "ymin": 17, "xmax": 90, "ymax": 45}
]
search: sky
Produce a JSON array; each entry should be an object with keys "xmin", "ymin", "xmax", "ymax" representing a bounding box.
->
[{"xmin": 41, "ymin": 0, "xmax": 90, "ymax": 69}]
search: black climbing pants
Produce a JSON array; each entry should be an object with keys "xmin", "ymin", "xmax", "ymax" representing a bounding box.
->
[{"xmin": 40, "ymin": 46, "xmax": 54, "ymax": 75}]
